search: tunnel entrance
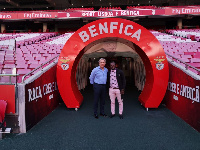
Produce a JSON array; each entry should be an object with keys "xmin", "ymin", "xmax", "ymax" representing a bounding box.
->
[
  {"xmin": 76, "ymin": 38, "xmax": 146, "ymax": 95},
  {"xmin": 78, "ymin": 54, "xmax": 144, "ymax": 114},
  {"xmin": 57, "ymin": 18, "xmax": 169, "ymax": 109}
]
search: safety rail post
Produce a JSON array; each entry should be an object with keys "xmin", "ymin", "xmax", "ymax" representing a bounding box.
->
[{"xmin": 17, "ymin": 83, "xmax": 26, "ymax": 133}]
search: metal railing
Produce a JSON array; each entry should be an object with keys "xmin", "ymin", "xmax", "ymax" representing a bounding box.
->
[
  {"xmin": 165, "ymin": 52, "xmax": 200, "ymax": 75},
  {"xmin": 22, "ymin": 55, "xmax": 59, "ymax": 83},
  {"xmin": 0, "ymin": 74, "xmax": 19, "ymax": 84}
]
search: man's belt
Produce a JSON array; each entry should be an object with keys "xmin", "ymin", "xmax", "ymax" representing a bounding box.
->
[
  {"xmin": 111, "ymin": 87, "xmax": 119, "ymax": 89},
  {"xmin": 94, "ymin": 83, "xmax": 106, "ymax": 85}
]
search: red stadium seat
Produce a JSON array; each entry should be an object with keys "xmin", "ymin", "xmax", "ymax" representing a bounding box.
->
[
  {"xmin": 193, "ymin": 52, "xmax": 200, "ymax": 58},
  {"xmin": 29, "ymin": 64, "xmax": 41, "ymax": 69},
  {"xmin": 17, "ymin": 69, "xmax": 31, "ymax": 75},
  {"xmin": 191, "ymin": 58, "xmax": 200, "ymax": 63},
  {"xmin": 0, "ymin": 100, "xmax": 7, "ymax": 132},
  {"xmin": 3, "ymin": 64, "xmax": 15, "ymax": 69},
  {"xmin": 189, "ymin": 63, "xmax": 200, "ymax": 68},
  {"xmin": 16, "ymin": 64, "xmax": 28, "ymax": 69}
]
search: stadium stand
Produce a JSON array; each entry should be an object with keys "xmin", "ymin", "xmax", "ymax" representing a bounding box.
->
[
  {"xmin": 0, "ymin": 32, "xmax": 73, "ymax": 83},
  {"xmin": 166, "ymin": 29, "xmax": 200, "ymax": 42},
  {"xmin": 1, "ymin": 30, "xmax": 199, "ymax": 84},
  {"xmin": 151, "ymin": 31, "xmax": 200, "ymax": 74}
]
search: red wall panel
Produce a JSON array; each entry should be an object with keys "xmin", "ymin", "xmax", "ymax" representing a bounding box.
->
[
  {"xmin": 164, "ymin": 63, "xmax": 200, "ymax": 132},
  {"xmin": 25, "ymin": 65, "xmax": 60, "ymax": 130},
  {"xmin": 0, "ymin": 85, "xmax": 15, "ymax": 114}
]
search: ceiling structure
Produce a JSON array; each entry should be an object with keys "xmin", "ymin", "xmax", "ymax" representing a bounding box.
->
[{"xmin": 0, "ymin": 0, "xmax": 200, "ymax": 11}]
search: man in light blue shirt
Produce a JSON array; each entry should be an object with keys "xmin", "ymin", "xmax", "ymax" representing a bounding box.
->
[{"xmin": 89, "ymin": 58, "xmax": 108, "ymax": 119}]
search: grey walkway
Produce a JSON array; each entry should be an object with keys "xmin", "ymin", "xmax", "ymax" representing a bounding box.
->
[{"xmin": 1, "ymin": 85, "xmax": 200, "ymax": 150}]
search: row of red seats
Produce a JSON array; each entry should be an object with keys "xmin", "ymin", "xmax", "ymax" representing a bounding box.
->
[
  {"xmin": 0, "ymin": 33, "xmax": 72, "ymax": 83},
  {"xmin": 127, "ymin": 6, "xmax": 158, "ymax": 10},
  {"xmin": 151, "ymin": 31, "xmax": 200, "ymax": 75},
  {"xmin": 166, "ymin": 29, "xmax": 200, "ymax": 42},
  {"xmin": 99, "ymin": 7, "xmax": 122, "ymax": 11},
  {"xmin": 2, "ymin": 29, "xmax": 52, "ymax": 33},
  {"xmin": 66, "ymin": 8, "xmax": 94, "ymax": 11}
]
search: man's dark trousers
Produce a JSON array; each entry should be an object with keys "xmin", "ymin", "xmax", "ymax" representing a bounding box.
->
[{"xmin": 93, "ymin": 83, "xmax": 106, "ymax": 115}]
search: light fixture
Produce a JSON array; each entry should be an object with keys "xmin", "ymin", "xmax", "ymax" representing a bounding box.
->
[
  {"xmin": 82, "ymin": 6, "xmax": 83, "ymax": 7},
  {"xmin": 133, "ymin": 18, "xmax": 139, "ymax": 21},
  {"xmin": 72, "ymin": 4, "xmax": 73, "ymax": 5},
  {"xmin": 83, "ymin": 19, "xmax": 88, "ymax": 22}
]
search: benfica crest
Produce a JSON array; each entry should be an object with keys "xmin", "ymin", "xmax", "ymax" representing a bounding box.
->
[
  {"xmin": 60, "ymin": 57, "xmax": 70, "ymax": 70},
  {"xmin": 154, "ymin": 57, "xmax": 165, "ymax": 70}
]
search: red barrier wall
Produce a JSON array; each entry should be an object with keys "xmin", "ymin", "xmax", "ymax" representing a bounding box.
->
[
  {"xmin": 164, "ymin": 63, "xmax": 200, "ymax": 132},
  {"xmin": 0, "ymin": 85, "xmax": 15, "ymax": 114},
  {"xmin": 25, "ymin": 65, "xmax": 60, "ymax": 130}
]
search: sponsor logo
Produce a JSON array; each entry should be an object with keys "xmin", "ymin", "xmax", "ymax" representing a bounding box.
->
[
  {"xmin": 61, "ymin": 63, "xmax": 69, "ymax": 70},
  {"xmin": 154, "ymin": 56, "xmax": 165, "ymax": 70},
  {"xmin": 152, "ymin": 10, "xmax": 155, "ymax": 15},
  {"xmin": 173, "ymin": 95, "xmax": 178, "ymax": 101},
  {"xmin": 168, "ymin": 82, "xmax": 199, "ymax": 102},
  {"xmin": 156, "ymin": 63, "xmax": 164, "ymax": 70},
  {"xmin": 60, "ymin": 57, "xmax": 70, "ymax": 70},
  {"xmin": 66, "ymin": 13, "xmax": 70, "ymax": 18},
  {"xmin": 28, "ymin": 82, "xmax": 58, "ymax": 102}
]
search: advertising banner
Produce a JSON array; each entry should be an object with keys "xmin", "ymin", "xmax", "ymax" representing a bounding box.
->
[
  {"xmin": 164, "ymin": 63, "xmax": 200, "ymax": 132},
  {"xmin": 165, "ymin": 6, "xmax": 200, "ymax": 15},
  {"xmin": 17, "ymin": 12, "xmax": 58, "ymax": 19},
  {"xmin": 0, "ymin": 13, "xmax": 18, "ymax": 20},
  {"xmin": 25, "ymin": 65, "xmax": 60, "ymax": 130},
  {"xmin": 0, "ymin": 6, "xmax": 200, "ymax": 20},
  {"xmin": 57, "ymin": 9, "xmax": 165, "ymax": 18},
  {"xmin": 0, "ymin": 85, "xmax": 15, "ymax": 114}
]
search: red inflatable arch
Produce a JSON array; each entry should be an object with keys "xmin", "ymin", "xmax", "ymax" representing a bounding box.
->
[{"xmin": 57, "ymin": 18, "xmax": 169, "ymax": 109}]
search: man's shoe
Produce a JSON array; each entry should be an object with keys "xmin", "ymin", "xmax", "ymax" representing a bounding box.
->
[
  {"xmin": 119, "ymin": 114, "xmax": 123, "ymax": 119},
  {"xmin": 94, "ymin": 114, "xmax": 98, "ymax": 119},
  {"xmin": 100, "ymin": 114, "xmax": 107, "ymax": 117},
  {"xmin": 110, "ymin": 114, "xmax": 115, "ymax": 118}
]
